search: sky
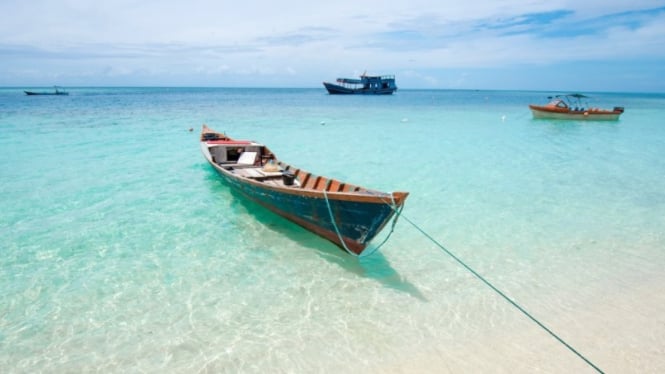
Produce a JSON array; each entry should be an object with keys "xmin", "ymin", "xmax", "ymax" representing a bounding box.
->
[{"xmin": 1, "ymin": 1, "xmax": 664, "ymax": 92}]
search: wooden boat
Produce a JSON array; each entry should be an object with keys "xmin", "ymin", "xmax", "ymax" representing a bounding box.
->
[
  {"xmin": 323, "ymin": 73, "xmax": 397, "ymax": 95},
  {"xmin": 529, "ymin": 93, "xmax": 623, "ymax": 120},
  {"xmin": 24, "ymin": 86, "xmax": 69, "ymax": 96},
  {"xmin": 200, "ymin": 125, "xmax": 408, "ymax": 255}
]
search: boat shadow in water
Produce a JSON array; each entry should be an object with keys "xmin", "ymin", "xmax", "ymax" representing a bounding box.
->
[
  {"xmin": 205, "ymin": 172, "xmax": 426, "ymax": 300},
  {"xmin": 313, "ymin": 247, "xmax": 428, "ymax": 301}
]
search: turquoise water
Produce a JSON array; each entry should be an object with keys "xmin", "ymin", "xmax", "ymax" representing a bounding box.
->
[{"xmin": 1, "ymin": 87, "xmax": 664, "ymax": 372}]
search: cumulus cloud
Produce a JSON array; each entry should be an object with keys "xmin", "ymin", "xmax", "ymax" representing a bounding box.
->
[{"xmin": 0, "ymin": 1, "xmax": 664, "ymax": 90}]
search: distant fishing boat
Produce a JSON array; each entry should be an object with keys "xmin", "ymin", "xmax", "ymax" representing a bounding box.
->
[
  {"xmin": 200, "ymin": 124, "xmax": 408, "ymax": 255},
  {"xmin": 529, "ymin": 93, "xmax": 624, "ymax": 120},
  {"xmin": 323, "ymin": 73, "xmax": 397, "ymax": 95},
  {"xmin": 24, "ymin": 86, "xmax": 69, "ymax": 96}
]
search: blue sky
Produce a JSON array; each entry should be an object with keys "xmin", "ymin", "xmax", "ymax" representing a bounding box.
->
[{"xmin": 1, "ymin": 1, "xmax": 664, "ymax": 92}]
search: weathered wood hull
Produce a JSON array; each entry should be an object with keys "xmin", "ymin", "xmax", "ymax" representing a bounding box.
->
[{"xmin": 200, "ymin": 126, "xmax": 407, "ymax": 254}]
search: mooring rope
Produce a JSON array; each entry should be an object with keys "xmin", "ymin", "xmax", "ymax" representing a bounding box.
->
[
  {"xmin": 357, "ymin": 193, "xmax": 403, "ymax": 258},
  {"xmin": 378, "ymin": 198, "xmax": 604, "ymax": 373},
  {"xmin": 322, "ymin": 181, "xmax": 403, "ymax": 258},
  {"xmin": 322, "ymin": 180, "xmax": 356, "ymax": 256}
]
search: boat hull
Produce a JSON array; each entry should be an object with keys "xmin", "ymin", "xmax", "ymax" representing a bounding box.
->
[
  {"xmin": 213, "ymin": 166, "xmax": 402, "ymax": 253},
  {"xmin": 199, "ymin": 132, "xmax": 407, "ymax": 254},
  {"xmin": 24, "ymin": 91, "xmax": 69, "ymax": 96},
  {"xmin": 529, "ymin": 105, "xmax": 622, "ymax": 121},
  {"xmin": 323, "ymin": 82, "xmax": 396, "ymax": 95}
]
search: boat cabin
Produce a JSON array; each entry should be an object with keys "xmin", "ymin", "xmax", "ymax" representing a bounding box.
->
[{"xmin": 335, "ymin": 75, "xmax": 396, "ymax": 91}]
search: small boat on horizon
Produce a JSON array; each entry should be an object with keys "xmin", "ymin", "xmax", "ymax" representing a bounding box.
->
[
  {"xmin": 323, "ymin": 73, "xmax": 397, "ymax": 95},
  {"xmin": 24, "ymin": 86, "xmax": 69, "ymax": 96},
  {"xmin": 529, "ymin": 93, "xmax": 624, "ymax": 120},
  {"xmin": 199, "ymin": 125, "xmax": 408, "ymax": 255}
]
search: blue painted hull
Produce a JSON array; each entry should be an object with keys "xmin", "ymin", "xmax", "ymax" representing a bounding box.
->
[
  {"xmin": 214, "ymin": 168, "xmax": 398, "ymax": 253},
  {"xmin": 200, "ymin": 125, "xmax": 408, "ymax": 255},
  {"xmin": 323, "ymin": 82, "xmax": 396, "ymax": 95}
]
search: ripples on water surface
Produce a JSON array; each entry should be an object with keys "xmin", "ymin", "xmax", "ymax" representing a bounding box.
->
[{"xmin": 1, "ymin": 88, "xmax": 664, "ymax": 372}]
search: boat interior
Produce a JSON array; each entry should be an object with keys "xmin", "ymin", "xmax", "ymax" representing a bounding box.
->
[{"xmin": 206, "ymin": 142, "xmax": 364, "ymax": 192}]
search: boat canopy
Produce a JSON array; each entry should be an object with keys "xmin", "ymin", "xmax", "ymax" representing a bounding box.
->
[{"xmin": 545, "ymin": 93, "xmax": 591, "ymax": 108}]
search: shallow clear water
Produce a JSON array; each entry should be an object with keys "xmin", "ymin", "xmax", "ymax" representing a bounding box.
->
[{"xmin": 1, "ymin": 88, "xmax": 664, "ymax": 372}]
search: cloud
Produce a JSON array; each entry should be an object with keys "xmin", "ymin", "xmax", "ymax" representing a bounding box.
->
[
  {"xmin": 1, "ymin": 1, "xmax": 664, "ymax": 90},
  {"xmin": 255, "ymin": 27, "xmax": 337, "ymax": 46}
]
